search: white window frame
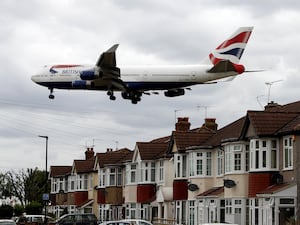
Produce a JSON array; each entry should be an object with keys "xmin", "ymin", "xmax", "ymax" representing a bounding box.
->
[
  {"xmin": 175, "ymin": 154, "xmax": 187, "ymax": 178},
  {"xmin": 224, "ymin": 143, "xmax": 246, "ymax": 174},
  {"xmin": 68, "ymin": 175, "xmax": 76, "ymax": 192},
  {"xmin": 157, "ymin": 160, "xmax": 164, "ymax": 183},
  {"xmin": 125, "ymin": 163, "xmax": 137, "ymax": 184},
  {"xmin": 107, "ymin": 167, "xmax": 122, "ymax": 186},
  {"xmin": 283, "ymin": 136, "xmax": 293, "ymax": 170},
  {"xmin": 140, "ymin": 161, "xmax": 156, "ymax": 183},
  {"xmin": 250, "ymin": 139, "xmax": 278, "ymax": 171},
  {"xmin": 189, "ymin": 151, "xmax": 212, "ymax": 177},
  {"xmin": 217, "ymin": 150, "xmax": 224, "ymax": 176}
]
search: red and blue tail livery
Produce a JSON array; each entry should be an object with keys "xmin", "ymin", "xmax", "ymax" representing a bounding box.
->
[
  {"xmin": 209, "ymin": 27, "xmax": 253, "ymax": 65},
  {"xmin": 32, "ymin": 27, "xmax": 254, "ymax": 104}
]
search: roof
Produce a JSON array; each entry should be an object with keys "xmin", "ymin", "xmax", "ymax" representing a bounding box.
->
[
  {"xmin": 171, "ymin": 127, "xmax": 215, "ymax": 151},
  {"xmin": 204, "ymin": 117, "xmax": 245, "ymax": 146},
  {"xmin": 256, "ymin": 183, "xmax": 293, "ymax": 195},
  {"xmin": 49, "ymin": 166, "xmax": 72, "ymax": 177},
  {"xmin": 136, "ymin": 142, "xmax": 169, "ymax": 160},
  {"xmin": 246, "ymin": 111, "xmax": 299, "ymax": 136},
  {"xmin": 265, "ymin": 101, "xmax": 300, "ymax": 113},
  {"xmin": 96, "ymin": 148, "xmax": 133, "ymax": 168},
  {"xmin": 73, "ymin": 159, "xmax": 95, "ymax": 173},
  {"xmin": 197, "ymin": 186, "xmax": 224, "ymax": 197}
]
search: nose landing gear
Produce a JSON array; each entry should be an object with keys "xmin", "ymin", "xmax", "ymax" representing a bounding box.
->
[{"xmin": 48, "ymin": 88, "xmax": 55, "ymax": 99}]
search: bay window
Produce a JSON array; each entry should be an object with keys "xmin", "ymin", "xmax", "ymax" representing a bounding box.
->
[
  {"xmin": 189, "ymin": 151, "xmax": 212, "ymax": 177},
  {"xmin": 250, "ymin": 139, "xmax": 278, "ymax": 171}
]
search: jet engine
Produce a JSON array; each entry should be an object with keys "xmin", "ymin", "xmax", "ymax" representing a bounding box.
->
[
  {"xmin": 72, "ymin": 80, "xmax": 90, "ymax": 88},
  {"xmin": 164, "ymin": 89, "xmax": 185, "ymax": 97},
  {"xmin": 80, "ymin": 69, "xmax": 99, "ymax": 80}
]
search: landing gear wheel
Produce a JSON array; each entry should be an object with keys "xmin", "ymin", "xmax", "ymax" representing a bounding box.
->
[
  {"xmin": 107, "ymin": 89, "xmax": 116, "ymax": 101},
  {"xmin": 110, "ymin": 95, "xmax": 116, "ymax": 101},
  {"xmin": 48, "ymin": 88, "xmax": 55, "ymax": 100}
]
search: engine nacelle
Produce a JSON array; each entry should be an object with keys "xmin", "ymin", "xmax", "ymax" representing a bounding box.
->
[
  {"xmin": 80, "ymin": 69, "xmax": 99, "ymax": 80},
  {"xmin": 164, "ymin": 89, "xmax": 185, "ymax": 97},
  {"xmin": 72, "ymin": 80, "xmax": 89, "ymax": 88}
]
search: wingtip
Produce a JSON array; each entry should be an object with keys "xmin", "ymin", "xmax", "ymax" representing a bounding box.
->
[{"xmin": 107, "ymin": 44, "xmax": 119, "ymax": 52}]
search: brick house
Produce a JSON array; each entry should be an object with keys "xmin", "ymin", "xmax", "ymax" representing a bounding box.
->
[{"xmin": 48, "ymin": 100, "xmax": 300, "ymax": 225}]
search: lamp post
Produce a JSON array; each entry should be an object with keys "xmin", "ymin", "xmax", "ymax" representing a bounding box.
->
[{"xmin": 38, "ymin": 135, "xmax": 48, "ymax": 224}]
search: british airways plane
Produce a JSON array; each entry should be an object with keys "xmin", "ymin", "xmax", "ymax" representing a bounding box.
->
[{"xmin": 31, "ymin": 27, "xmax": 253, "ymax": 104}]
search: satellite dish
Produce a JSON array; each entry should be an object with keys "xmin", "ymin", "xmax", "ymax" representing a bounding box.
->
[
  {"xmin": 188, "ymin": 183, "xmax": 199, "ymax": 191},
  {"xmin": 271, "ymin": 173, "xmax": 283, "ymax": 184},
  {"xmin": 224, "ymin": 179, "xmax": 236, "ymax": 188}
]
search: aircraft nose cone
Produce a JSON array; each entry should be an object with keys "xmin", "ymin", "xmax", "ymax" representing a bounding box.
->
[{"xmin": 31, "ymin": 75, "xmax": 37, "ymax": 82}]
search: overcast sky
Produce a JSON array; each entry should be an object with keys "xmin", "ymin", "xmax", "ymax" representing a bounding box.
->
[{"xmin": 0, "ymin": 0, "xmax": 299, "ymax": 172}]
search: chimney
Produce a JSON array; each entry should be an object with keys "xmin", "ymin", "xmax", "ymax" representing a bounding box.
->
[
  {"xmin": 175, "ymin": 117, "xmax": 191, "ymax": 132},
  {"xmin": 106, "ymin": 148, "xmax": 113, "ymax": 152},
  {"xmin": 264, "ymin": 101, "xmax": 281, "ymax": 111},
  {"xmin": 85, "ymin": 147, "xmax": 94, "ymax": 160},
  {"xmin": 203, "ymin": 118, "xmax": 218, "ymax": 131}
]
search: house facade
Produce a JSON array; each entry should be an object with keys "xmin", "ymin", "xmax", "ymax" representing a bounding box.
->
[{"xmin": 48, "ymin": 101, "xmax": 300, "ymax": 225}]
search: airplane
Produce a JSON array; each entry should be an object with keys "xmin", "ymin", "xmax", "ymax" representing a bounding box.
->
[{"xmin": 31, "ymin": 27, "xmax": 253, "ymax": 104}]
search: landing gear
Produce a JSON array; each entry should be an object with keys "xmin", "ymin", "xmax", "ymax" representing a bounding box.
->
[
  {"xmin": 48, "ymin": 88, "xmax": 55, "ymax": 99},
  {"xmin": 121, "ymin": 91, "xmax": 142, "ymax": 104},
  {"xmin": 107, "ymin": 89, "xmax": 116, "ymax": 101}
]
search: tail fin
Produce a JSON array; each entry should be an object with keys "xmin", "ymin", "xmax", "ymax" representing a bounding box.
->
[{"xmin": 209, "ymin": 27, "xmax": 253, "ymax": 65}]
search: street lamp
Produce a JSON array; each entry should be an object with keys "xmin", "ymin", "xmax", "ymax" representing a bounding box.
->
[{"xmin": 38, "ymin": 135, "xmax": 48, "ymax": 224}]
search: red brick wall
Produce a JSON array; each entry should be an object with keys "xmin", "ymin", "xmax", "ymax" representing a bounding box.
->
[
  {"xmin": 97, "ymin": 188, "xmax": 106, "ymax": 204},
  {"xmin": 248, "ymin": 172, "xmax": 273, "ymax": 197},
  {"xmin": 173, "ymin": 179, "xmax": 188, "ymax": 200},
  {"xmin": 137, "ymin": 184, "xmax": 156, "ymax": 203},
  {"xmin": 74, "ymin": 191, "xmax": 88, "ymax": 205}
]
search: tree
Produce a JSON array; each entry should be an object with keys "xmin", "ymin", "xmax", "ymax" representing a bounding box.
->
[
  {"xmin": 24, "ymin": 168, "xmax": 49, "ymax": 204},
  {"xmin": 5, "ymin": 170, "xmax": 26, "ymax": 206},
  {"xmin": 0, "ymin": 168, "xmax": 50, "ymax": 207}
]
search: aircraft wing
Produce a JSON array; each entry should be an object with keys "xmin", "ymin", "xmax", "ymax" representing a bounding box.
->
[
  {"xmin": 94, "ymin": 44, "xmax": 127, "ymax": 91},
  {"xmin": 96, "ymin": 44, "xmax": 119, "ymax": 67}
]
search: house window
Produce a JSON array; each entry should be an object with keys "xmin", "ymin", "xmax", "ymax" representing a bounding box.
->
[
  {"xmin": 125, "ymin": 203, "xmax": 136, "ymax": 219},
  {"xmin": 51, "ymin": 178, "xmax": 57, "ymax": 193},
  {"xmin": 69, "ymin": 175, "xmax": 76, "ymax": 191},
  {"xmin": 225, "ymin": 199, "xmax": 232, "ymax": 214},
  {"xmin": 175, "ymin": 154, "xmax": 187, "ymax": 178},
  {"xmin": 76, "ymin": 174, "xmax": 88, "ymax": 190},
  {"xmin": 108, "ymin": 167, "xmax": 122, "ymax": 186},
  {"xmin": 250, "ymin": 139, "xmax": 278, "ymax": 171},
  {"xmin": 283, "ymin": 136, "xmax": 293, "ymax": 169},
  {"xmin": 126, "ymin": 164, "xmax": 137, "ymax": 184},
  {"xmin": 141, "ymin": 162, "xmax": 155, "ymax": 183},
  {"xmin": 189, "ymin": 151, "xmax": 212, "ymax": 177},
  {"xmin": 217, "ymin": 150, "xmax": 224, "ymax": 176},
  {"xmin": 109, "ymin": 168, "xmax": 116, "ymax": 186},
  {"xmin": 158, "ymin": 160, "xmax": 164, "ymax": 182},
  {"xmin": 58, "ymin": 177, "xmax": 64, "ymax": 191},
  {"xmin": 189, "ymin": 201, "xmax": 196, "ymax": 225},
  {"xmin": 99, "ymin": 168, "xmax": 106, "ymax": 187},
  {"xmin": 224, "ymin": 143, "xmax": 246, "ymax": 173}
]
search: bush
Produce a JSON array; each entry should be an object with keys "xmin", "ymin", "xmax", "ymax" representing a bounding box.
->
[
  {"xmin": 14, "ymin": 204, "xmax": 24, "ymax": 217},
  {"xmin": 0, "ymin": 205, "xmax": 13, "ymax": 219},
  {"xmin": 25, "ymin": 201, "xmax": 43, "ymax": 215}
]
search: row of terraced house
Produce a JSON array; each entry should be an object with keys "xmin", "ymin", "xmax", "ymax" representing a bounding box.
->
[{"xmin": 48, "ymin": 100, "xmax": 300, "ymax": 225}]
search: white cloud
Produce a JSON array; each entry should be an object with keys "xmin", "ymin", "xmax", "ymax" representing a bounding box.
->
[{"xmin": 0, "ymin": 0, "xmax": 299, "ymax": 171}]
